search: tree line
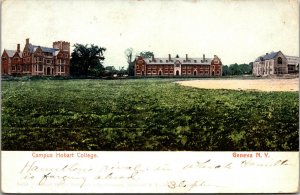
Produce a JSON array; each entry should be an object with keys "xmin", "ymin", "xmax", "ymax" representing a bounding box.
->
[
  {"xmin": 70, "ymin": 43, "xmax": 253, "ymax": 77},
  {"xmin": 222, "ymin": 63, "xmax": 253, "ymax": 76}
]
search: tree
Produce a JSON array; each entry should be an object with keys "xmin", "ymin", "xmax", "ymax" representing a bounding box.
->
[
  {"xmin": 125, "ymin": 48, "xmax": 135, "ymax": 76},
  {"xmin": 104, "ymin": 66, "xmax": 117, "ymax": 76},
  {"xmin": 222, "ymin": 65, "xmax": 231, "ymax": 76},
  {"xmin": 125, "ymin": 49, "xmax": 154, "ymax": 76},
  {"xmin": 70, "ymin": 43, "xmax": 106, "ymax": 76},
  {"xmin": 139, "ymin": 51, "xmax": 154, "ymax": 58}
]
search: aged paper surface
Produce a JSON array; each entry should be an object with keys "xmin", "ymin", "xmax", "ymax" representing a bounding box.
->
[
  {"xmin": 1, "ymin": 151, "xmax": 299, "ymax": 193},
  {"xmin": 1, "ymin": 0, "xmax": 299, "ymax": 193}
]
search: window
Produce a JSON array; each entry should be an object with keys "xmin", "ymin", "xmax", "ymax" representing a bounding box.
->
[
  {"xmin": 12, "ymin": 65, "xmax": 16, "ymax": 71},
  {"xmin": 2, "ymin": 57, "xmax": 6, "ymax": 61},
  {"xmin": 277, "ymin": 57, "xmax": 282, "ymax": 64},
  {"xmin": 38, "ymin": 64, "xmax": 43, "ymax": 71},
  {"xmin": 60, "ymin": 65, "xmax": 65, "ymax": 73},
  {"xmin": 17, "ymin": 65, "xmax": 21, "ymax": 71},
  {"xmin": 194, "ymin": 60, "xmax": 197, "ymax": 63}
]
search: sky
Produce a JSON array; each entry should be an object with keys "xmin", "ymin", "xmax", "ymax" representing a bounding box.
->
[{"xmin": 1, "ymin": 0, "xmax": 299, "ymax": 68}]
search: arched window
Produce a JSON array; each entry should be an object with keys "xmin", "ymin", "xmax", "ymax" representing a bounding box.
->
[
  {"xmin": 277, "ymin": 57, "xmax": 282, "ymax": 64},
  {"xmin": 194, "ymin": 71, "xmax": 197, "ymax": 75}
]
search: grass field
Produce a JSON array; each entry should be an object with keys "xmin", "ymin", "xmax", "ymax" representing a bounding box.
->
[{"xmin": 1, "ymin": 78, "xmax": 299, "ymax": 151}]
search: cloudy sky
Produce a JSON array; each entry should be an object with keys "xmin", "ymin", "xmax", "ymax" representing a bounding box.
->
[{"xmin": 1, "ymin": 0, "xmax": 299, "ymax": 68}]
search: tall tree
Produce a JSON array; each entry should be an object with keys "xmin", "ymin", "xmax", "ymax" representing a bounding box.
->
[
  {"xmin": 70, "ymin": 43, "xmax": 106, "ymax": 76},
  {"xmin": 125, "ymin": 48, "xmax": 135, "ymax": 76},
  {"xmin": 125, "ymin": 49, "xmax": 155, "ymax": 76}
]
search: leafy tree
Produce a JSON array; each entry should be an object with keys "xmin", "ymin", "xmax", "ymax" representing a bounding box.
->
[
  {"xmin": 70, "ymin": 43, "xmax": 106, "ymax": 76},
  {"xmin": 222, "ymin": 63, "xmax": 253, "ymax": 76},
  {"xmin": 222, "ymin": 65, "xmax": 231, "ymax": 76},
  {"xmin": 139, "ymin": 51, "xmax": 154, "ymax": 58},
  {"xmin": 104, "ymin": 66, "xmax": 117, "ymax": 76}
]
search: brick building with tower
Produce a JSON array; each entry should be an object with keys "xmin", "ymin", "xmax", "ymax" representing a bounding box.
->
[
  {"xmin": 135, "ymin": 54, "xmax": 222, "ymax": 77},
  {"xmin": 1, "ymin": 38, "xmax": 70, "ymax": 76}
]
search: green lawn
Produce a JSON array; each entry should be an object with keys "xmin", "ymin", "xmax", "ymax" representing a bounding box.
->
[{"xmin": 1, "ymin": 78, "xmax": 299, "ymax": 151}]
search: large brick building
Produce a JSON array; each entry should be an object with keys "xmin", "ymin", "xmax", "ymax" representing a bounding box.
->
[
  {"xmin": 1, "ymin": 38, "xmax": 70, "ymax": 76},
  {"xmin": 135, "ymin": 54, "xmax": 222, "ymax": 77},
  {"xmin": 253, "ymin": 51, "xmax": 299, "ymax": 76}
]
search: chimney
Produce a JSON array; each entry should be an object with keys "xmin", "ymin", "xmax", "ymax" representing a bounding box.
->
[
  {"xmin": 26, "ymin": 38, "xmax": 29, "ymax": 44},
  {"xmin": 168, "ymin": 54, "xmax": 171, "ymax": 61},
  {"xmin": 186, "ymin": 54, "xmax": 188, "ymax": 61},
  {"xmin": 17, "ymin": 44, "xmax": 20, "ymax": 53},
  {"xmin": 203, "ymin": 54, "xmax": 205, "ymax": 60}
]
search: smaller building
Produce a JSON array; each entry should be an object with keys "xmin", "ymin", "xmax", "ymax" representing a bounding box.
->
[
  {"xmin": 1, "ymin": 44, "xmax": 22, "ymax": 75},
  {"xmin": 253, "ymin": 51, "xmax": 299, "ymax": 76}
]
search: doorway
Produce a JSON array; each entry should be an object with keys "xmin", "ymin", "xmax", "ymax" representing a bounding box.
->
[
  {"xmin": 176, "ymin": 70, "xmax": 179, "ymax": 76},
  {"xmin": 47, "ymin": 67, "xmax": 51, "ymax": 75}
]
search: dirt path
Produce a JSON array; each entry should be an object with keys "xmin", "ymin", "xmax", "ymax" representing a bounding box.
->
[{"xmin": 177, "ymin": 78, "xmax": 299, "ymax": 92}]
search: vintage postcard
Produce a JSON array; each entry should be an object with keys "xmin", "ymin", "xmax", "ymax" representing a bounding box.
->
[{"xmin": 1, "ymin": 0, "xmax": 299, "ymax": 193}]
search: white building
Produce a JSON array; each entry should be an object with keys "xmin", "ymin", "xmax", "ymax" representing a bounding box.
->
[{"xmin": 253, "ymin": 51, "xmax": 299, "ymax": 76}]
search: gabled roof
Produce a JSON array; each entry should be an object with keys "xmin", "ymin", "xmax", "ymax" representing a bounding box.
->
[
  {"xmin": 14, "ymin": 52, "xmax": 23, "ymax": 58},
  {"xmin": 4, "ymin": 49, "xmax": 17, "ymax": 57},
  {"xmin": 254, "ymin": 51, "xmax": 283, "ymax": 62},
  {"xmin": 143, "ymin": 56, "xmax": 213, "ymax": 65}
]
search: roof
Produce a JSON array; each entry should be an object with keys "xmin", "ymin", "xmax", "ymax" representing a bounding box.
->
[
  {"xmin": 4, "ymin": 49, "xmax": 16, "ymax": 57},
  {"xmin": 286, "ymin": 55, "xmax": 300, "ymax": 65},
  {"xmin": 28, "ymin": 44, "xmax": 59, "ymax": 54},
  {"xmin": 254, "ymin": 51, "xmax": 280, "ymax": 62},
  {"xmin": 143, "ymin": 56, "xmax": 212, "ymax": 65}
]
